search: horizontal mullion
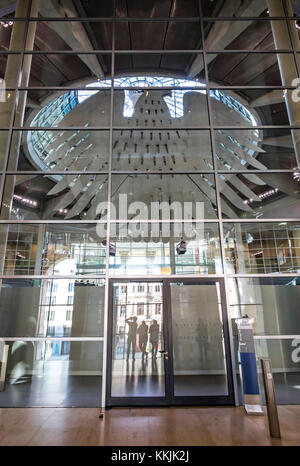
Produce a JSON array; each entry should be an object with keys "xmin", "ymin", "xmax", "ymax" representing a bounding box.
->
[
  {"xmin": 14, "ymin": 85, "xmax": 299, "ymax": 91},
  {"xmin": 22, "ymin": 49, "xmax": 200, "ymax": 54},
  {"xmin": 0, "ymin": 337, "xmax": 104, "ymax": 341},
  {"xmin": 0, "ymin": 49, "xmax": 295, "ymax": 55},
  {"xmin": 23, "ymin": 16, "xmax": 300, "ymax": 21},
  {"xmin": 227, "ymin": 273, "xmax": 300, "ymax": 277},
  {"xmin": 13, "ymin": 125, "xmax": 300, "ymax": 130},
  {"xmin": 0, "ymin": 219, "xmax": 221, "ymax": 224},
  {"xmin": 209, "ymin": 85, "xmax": 298, "ymax": 90},
  {"xmin": 15, "ymin": 86, "xmax": 209, "ymax": 91},
  {"xmin": 253, "ymin": 335, "xmax": 300, "ymax": 339},
  {"xmin": 0, "ymin": 219, "xmax": 300, "ymax": 224},
  {"xmin": 2, "ymin": 169, "xmax": 298, "ymax": 175},
  {"xmin": 206, "ymin": 49, "xmax": 295, "ymax": 54}
]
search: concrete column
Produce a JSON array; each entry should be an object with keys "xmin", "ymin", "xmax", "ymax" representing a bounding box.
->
[{"xmin": 267, "ymin": 0, "xmax": 300, "ymax": 166}]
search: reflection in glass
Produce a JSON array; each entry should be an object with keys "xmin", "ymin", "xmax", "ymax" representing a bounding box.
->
[
  {"xmin": 27, "ymin": 21, "xmax": 113, "ymax": 50},
  {"xmin": 0, "ymin": 278, "xmax": 105, "ymax": 337},
  {"xmin": 113, "ymin": 88, "xmax": 209, "ymax": 127},
  {"xmin": 255, "ymin": 338, "xmax": 300, "ymax": 405},
  {"xmin": 109, "ymin": 222, "xmax": 222, "ymax": 275},
  {"xmin": 220, "ymin": 173, "xmax": 300, "ymax": 219},
  {"xmin": 0, "ymin": 224, "xmax": 106, "ymax": 276},
  {"xmin": 1, "ymin": 174, "xmax": 109, "ymax": 220},
  {"xmin": 111, "ymin": 174, "xmax": 217, "ymax": 219},
  {"xmin": 0, "ymin": 340, "xmax": 103, "ymax": 407},
  {"xmin": 29, "ymin": 54, "xmax": 112, "ymax": 87},
  {"xmin": 214, "ymin": 128, "xmax": 298, "ymax": 170},
  {"xmin": 112, "ymin": 129, "xmax": 212, "ymax": 171},
  {"xmin": 13, "ymin": 128, "xmax": 109, "ymax": 172},
  {"xmin": 111, "ymin": 281, "xmax": 165, "ymax": 397},
  {"xmin": 204, "ymin": 20, "xmax": 291, "ymax": 51},
  {"xmin": 224, "ymin": 223, "xmax": 300, "ymax": 274},
  {"xmin": 115, "ymin": 21, "xmax": 202, "ymax": 50},
  {"xmin": 209, "ymin": 53, "xmax": 296, "ymax": 87},
  {"xmin": 171, "ymin": 282, "xmax": 228, "ymax": 396},
  {"xmin": 228, "ymin": 276, "xmax": 300, "ymax": 335}
]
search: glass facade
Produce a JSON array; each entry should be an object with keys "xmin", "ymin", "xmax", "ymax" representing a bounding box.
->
[{"xmin": 0, "ymin": 0, "xmax": 300, "ymax": 408}]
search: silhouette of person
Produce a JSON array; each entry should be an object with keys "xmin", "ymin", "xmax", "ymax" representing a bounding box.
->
[
  {"xmin": 138, "ymin": 321, "xmax": 148, "ymax": 360},
  {"xmin": 126, "ymin": 316, "xmax": 138, "ymax": 360},
  {"xmin": 149, "ymin": 319, "xmax": 159, "ymax": 359}
]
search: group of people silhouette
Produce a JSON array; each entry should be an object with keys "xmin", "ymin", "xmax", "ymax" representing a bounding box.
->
[{"xmin": 126, "ymin": 316, "xmax": 160, "ymax": 360}]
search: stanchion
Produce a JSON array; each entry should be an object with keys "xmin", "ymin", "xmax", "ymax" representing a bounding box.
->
[
  {"xmin": 260, "ymin": 358, "xmax": 281, "ymax": 438},
  {"xmin": 0, "ymin": 343, "xmax": 9, "ymax": 391}
]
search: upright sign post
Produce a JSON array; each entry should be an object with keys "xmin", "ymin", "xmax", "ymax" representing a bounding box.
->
[{"xmin": 235, "ymin": 316, "xmax": 264, "ymax": 415}]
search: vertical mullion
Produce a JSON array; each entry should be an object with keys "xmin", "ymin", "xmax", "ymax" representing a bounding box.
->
[
  {"xmin": 198, "ymin": 0, "xmax": 239, "ymax": 405},
  {"xmin": 101, "ymin": 0, "xmax": 116, "ymax": 411}
]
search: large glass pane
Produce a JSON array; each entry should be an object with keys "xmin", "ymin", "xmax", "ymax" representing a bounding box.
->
[
  {"xmin": 37, "ymin": 1, "xmax": 114, "ymax": 17},
  {"xmin": 114, "ymin": 53, "xmax": 205, "ymax": 80},
  {"xmin": 0, "ymin": 278, "xmax": 105, "ymax": 337},
  {"xmin": 19, "ymin": 90, "xmax": 111, "ymax": 128},
  {"xmin": 255, "ymin": 338, "xmax": 300, "ymax": 405},
  {"xmin": 220, "ymin": 174, "xmax": 300, "ymax": 219},
  {"xmin": 0, "ymin": 223, "xmax": 106, "ymax": 276},
  {"xmin": 116, "ymin": 0, "xmax": 200, "ymax": 17},
  {"xmin": 0, "ymin": 340, "xmax": 103, "ymax": 407},
  {"xmin": 112, "ymin": 129, "xmax": 212, "ymax": 171},
  {"xmin": 1, "ymin": 174, "xmax": 109, "ymax": 220},
  {"xmin": 200, "ymin": 2, "xmax": 274, "ymax": 18},
  {"xmin": 111, "ymin": 174, "xmax": 217, "ymax": 219},
  {"xmin": 204, "ymin": 20, "xmax": 291, "ymax": 51},
  {"xmin": 0, "ymin": 21, "xmax": 22, "ymax": 51},
  {"xmin": 28, "ymin": 54, "xmax": 112, "ymax": 87},
  {"xmin": 0, "ymin": 131, "xmax": 12, "ymax": 171},
  {"xmin": 108, "ymin": 222, "xmax": 222, "ymax": 275},
  {"xmin": 228, "ymin": 277, "xmax": 300, "ymax": 335},
  {"xmin": 208, "ymin": 53, "xmax": 296, "ymax": 87},
  {"xmin": 115, "ymin": 21, "xmax": 202, "ymax": 50},
  {"xmin": 10, "ymin": 129, "xmax": 110, "ymax": 172},
  {"xmin": 0, "ymin": 223, "xmax": 39, "ymax": 275},
  {"xmin": 113, "ymin": 88, "xmax": 209, "ymax": 127},
  {"xmin": 27, "ymin": 21, "xmax": 113, "ymax": 50},
  {"xmin": 170, "ymin": 281, "xmax": 228, "ymax": 396},
  {"xmin": 111, "ymin": 281, "xmax": 165, "ymax": 397},
  {"xmin": 214, "ymin": 129, "xmax": 298, "ymax": 170},
  {"xmin": 211, "ymin": 89, "xmax": 294, "ymax": 127},
  {"xmin": 224, "ymin": 223, "xmax": 300, "ymax": 274}
]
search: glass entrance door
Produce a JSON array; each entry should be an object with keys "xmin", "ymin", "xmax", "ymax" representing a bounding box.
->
[
  {"xmin": 167, "ymin": 279, "xmax": 234, "ymax": 405},
  {"xmin": 107, "ymin": 278, "xmax": 234, "ymax": 406},
  {"xmin": 107, "ymin": 280, "xmax": 169, "ymax": 405}
]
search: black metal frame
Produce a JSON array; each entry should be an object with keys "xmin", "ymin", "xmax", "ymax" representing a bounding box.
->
[{"xmin": 106, "ymin": 276, "xmax": 234, "ymax": 407}]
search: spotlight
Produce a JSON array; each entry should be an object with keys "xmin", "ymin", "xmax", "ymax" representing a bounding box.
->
[
  {"xmin": 102, "ymin": 239, "xmax": 116, "ymax": 256},
  {"xmin": 176, "ymin": 239, "xmax": 187, "ymax": 255}
]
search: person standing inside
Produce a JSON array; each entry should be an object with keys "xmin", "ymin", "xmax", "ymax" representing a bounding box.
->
[
  {"xmin": 126, "ymin": 316, "xmax": 138, "ymax": 360},
  {"xmin": 138, "ymin": 321, "xmax": 149, "ymax": 360},
  {"xmin": 149, "ymin": 319, "xmax": 159, "ymax": 359}
]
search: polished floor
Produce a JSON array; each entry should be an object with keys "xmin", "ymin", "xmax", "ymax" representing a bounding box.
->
[
  {"xmin": 0, "ymin": 406, "xmax": 300, "ymax": 446},
  {"xmin": 1, "ymin": 371, "xmax": 300, "ymax": 406}
]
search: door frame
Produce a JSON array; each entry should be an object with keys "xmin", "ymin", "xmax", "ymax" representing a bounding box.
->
[
  {"xmin": 106, "ymin": 277, "xmax": 234, "ymax": 407},
  {"xmin": 106, "ymin": 277, "xmax": 170, "ymax": 407},
  {"xmin": 165, "ymin": 277, "xmax": 234, "ymax": 406}
]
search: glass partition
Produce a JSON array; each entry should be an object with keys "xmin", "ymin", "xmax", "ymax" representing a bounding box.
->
[
  {"xmin": 0, "ymin": 340, "xmax": 103, "ymax": 407},
  {"xmin": 0, "ymin": 278, "xmax": 105, "ymax": 337}
]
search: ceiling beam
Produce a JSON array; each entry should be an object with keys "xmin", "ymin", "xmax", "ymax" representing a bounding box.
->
[
  {"xmin": 39, "ymin": 0, "xmax": 104, "ymax": 79},
  {"xmin": 188, "ymin": 0, "xmax": 267, "ymax": 78}
]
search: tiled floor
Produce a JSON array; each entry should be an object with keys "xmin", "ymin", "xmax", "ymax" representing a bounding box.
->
[{"xmin": 0, "ymin": 405, "xmax": 300, "ymax": 446}]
